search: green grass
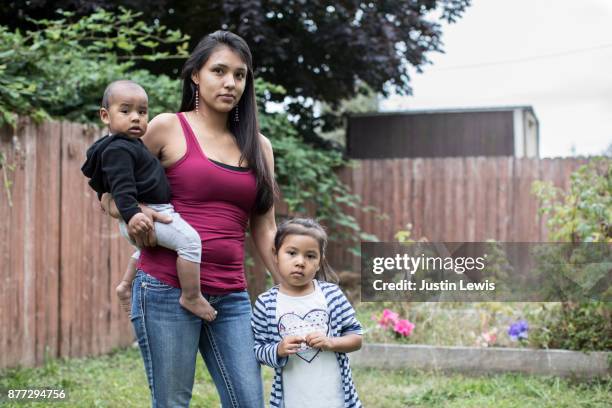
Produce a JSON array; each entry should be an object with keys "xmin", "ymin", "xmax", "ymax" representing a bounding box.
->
[{"xmin": 1, "ymin": 347, "xmax": 610, "ymax": 407}]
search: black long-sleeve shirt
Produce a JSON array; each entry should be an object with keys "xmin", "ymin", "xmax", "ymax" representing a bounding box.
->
[{"xmin": 81, "ymin": 133, "xmax": 171, "ymax": 223}]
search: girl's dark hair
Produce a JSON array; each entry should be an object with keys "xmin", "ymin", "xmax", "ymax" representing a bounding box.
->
[
  {"xmin": 274, "ymin": 218, "xmax": 339, "ymax": 284},
  {"xmin": 180, "ymin": 30, "xmax": 275, "ymax": 213}
]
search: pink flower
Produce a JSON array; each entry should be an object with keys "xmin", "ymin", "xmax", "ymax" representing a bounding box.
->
[
  {"xmin": 476, "ymin": 329, "xmax": 498, "ymax": 347},
  {"xmin": 393, "ymin": 319, "xmax": 415, "ymax": 337},
  {"xmin": 482, "ymin": 330, "xmax": 497, "ymax": 345},
  {"xmin": 378, "ymin": 309, "xmax": 399, "ymax": 328}
]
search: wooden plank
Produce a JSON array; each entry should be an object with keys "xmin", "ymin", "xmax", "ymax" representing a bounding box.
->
[
  {"xmin": 444, "ymin": 157, "xmax": 454, "ymax": 241},
  {"xmin": 429, "ymin": 158, "xmax": 440, "ymax": 241},
  {"xmin": 523, "ymin": 158, "xmax": 536, "ymax": 242},
  {"xmin": 361, "ymin": 160, "xmax": 371, "ymax": 239},
  {"xmin": 432, "ymin": 157, "xmax": 447, "ymax": 241},
  {"xmin": 0, "ymin": 124, "xmax": 15, "ymax": 368},
  {"xmin": 440, "ymin": 157, "xmax": 457, "ymax": 242},
  {"xmin": 473, "ymin": 157, "xmax": 485, "ymax": 240},
  {"xmin": 465, "ymin": 157, "xmax": 476, "ymax": 241},
  {"xmin": 399, "ymin": 158, "xmax": 411, "ymax": 236},
  {"xmin": 391, "ymin": 159, "xmax": 401, "ymax": 237},
  {"xmin": 441, "ymin": 158, "xmax": 453, "ymax": 241},
  {"xmin": 496, "ymin": 158, "xmax": 509, "ymax": 241},
  {"xmin": 515, "ymin": 159, "xmax": 529, "ymax": 241},
  {"xmin": 348, "ymin": 161, "xmax": 362, "ymax": 271},
  {"xmin": 379, "ymin": 159, "xmax": 388, "ymax": 239},
  {"xmin": 59, "ymin": 121, "xmax": 73, "ymax": 358},
  {"xmin": 373, "ymin": 159, "xmax": 383, "ymax": 240},
  {"xmin": 526, "ymin": 158, "xmax": 538, "ymax": 241},
  {"xmin": 506, "ymin": 158, "xmax": 517, "ymax": 241},
  {"xmin": 457, "ymin": 157, "xmax": 466, "ymax": 241},
  {"xmin": 32, "ymin": 120, "xmax": 61, "ymax": 364},
  {"xmin": 8, "ymin": 120, "xmax": 27, "ymax": 367},
  {"xmin": 109, "ymin": 224, "xmax": 123, "ymax": 351},
  {"xmin": 411, "ymin": 159, "xmax": 424, "ymax": 239},
  {"xmin": 21, "ymin": 120, "xmax": 37, "ymax": 366},
  {"xmin": 407, "ymin": 158, "xmax": 417, "ymax": 237},
  {"xmin": 482, "ymin": 157, "xmax": 494, "ymax": 240}
]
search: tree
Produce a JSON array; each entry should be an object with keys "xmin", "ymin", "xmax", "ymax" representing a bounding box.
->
[{"xmin": 1, "ymin": 0, "xmax": 471, "ymax": 146}]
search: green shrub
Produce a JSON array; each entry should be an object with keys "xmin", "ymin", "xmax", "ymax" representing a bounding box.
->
[
  {"xmin": 0, "ymin": 8, "xmax": 189, "ymax": 127},
  {"xmin": 531, "ymin": 158, "xmax": 612, "ymax": 351}
]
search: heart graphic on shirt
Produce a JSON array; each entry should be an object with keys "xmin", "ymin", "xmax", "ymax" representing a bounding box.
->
[{"xmin": 278, "ymin": 309, "xmax": 330, "ymax": 363}]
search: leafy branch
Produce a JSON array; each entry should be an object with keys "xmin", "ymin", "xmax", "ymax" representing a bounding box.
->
[{"xmin": 0, "ymin": 8, "xmax": 189, "ymax": 127}]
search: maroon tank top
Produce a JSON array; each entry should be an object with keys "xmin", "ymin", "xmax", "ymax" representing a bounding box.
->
[{"xmin": 138, "ymin": 112, "xmax": 257, "ymax": 294}]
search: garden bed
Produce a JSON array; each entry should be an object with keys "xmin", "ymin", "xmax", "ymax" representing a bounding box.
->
[{"xmin": 351, "ymin": 344, "xmax": 611, "ymax": 378}]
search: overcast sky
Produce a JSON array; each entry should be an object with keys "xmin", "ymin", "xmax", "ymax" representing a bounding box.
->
[{"xmin": 380, "ymin": 0, "xmax": 612, "ymax": 158}]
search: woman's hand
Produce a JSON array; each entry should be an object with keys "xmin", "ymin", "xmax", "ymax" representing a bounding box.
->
[
  {"xmin": 128, "ymin": 213, "xmax": 153, "ymax": 235},
  {"xmin": 128, "ymin": 205, "xmax": 173, "ymax": 247}
]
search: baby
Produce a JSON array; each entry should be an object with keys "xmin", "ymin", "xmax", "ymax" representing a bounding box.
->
[{"xmin": 81, "ymin": 80, "xmax": 217, "ymax": 321}]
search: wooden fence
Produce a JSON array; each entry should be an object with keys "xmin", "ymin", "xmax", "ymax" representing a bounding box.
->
[
  {"xmin": 1, "ymin": 119, "xmax": 133, "ymax": 369},
  {"xmin": 0, "ymin": 117, "xmax": 591, "ymax": 369},
  {"xmin": 328, "ymin": 157, "xmax": 588, "ymax": 271}
]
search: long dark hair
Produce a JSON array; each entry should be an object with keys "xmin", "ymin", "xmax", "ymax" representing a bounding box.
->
[
  {"xmin": 180, "ymin": 30, "xmax": 275, "ymax": 214},
  {"xmin": 274, "ymin": 218, "xmax": 339, "ymax": 284}
]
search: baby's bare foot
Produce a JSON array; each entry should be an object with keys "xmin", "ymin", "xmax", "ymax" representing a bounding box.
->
[
  {"xmin": 115, "ymin": 281, "xmax": 132, "ymax": 313},
  {"xmin": 180, "ymin": 294, "xmax": 217, "ymax": 321}
]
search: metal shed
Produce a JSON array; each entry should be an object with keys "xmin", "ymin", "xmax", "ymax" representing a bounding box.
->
[{"xmin": 346, "ymin": 106, "xmax": 539, "ymax": 159}]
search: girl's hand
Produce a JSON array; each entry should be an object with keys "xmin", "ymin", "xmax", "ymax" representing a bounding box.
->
[
  {"xmin": 277, "ymin": 335, "xmax": 305, "ymax": 357},
  {"xmin": 305, "ymin": 332, "xmax": 335, "ymax": 351}
]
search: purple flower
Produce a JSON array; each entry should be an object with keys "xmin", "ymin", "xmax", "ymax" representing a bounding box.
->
[{"xmin": 507, "ymin": 320, "xmax": 529, "ymax": 341}]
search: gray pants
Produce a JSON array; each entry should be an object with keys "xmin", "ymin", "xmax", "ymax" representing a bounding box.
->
[{"xmin": 118, "ymin": 203, "xmax": 201, "ymax": 263}]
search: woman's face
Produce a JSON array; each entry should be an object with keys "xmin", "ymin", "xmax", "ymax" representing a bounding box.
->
[{"xmin": 193, "ymin": 46, "xmax": 248, "ymax": 114}]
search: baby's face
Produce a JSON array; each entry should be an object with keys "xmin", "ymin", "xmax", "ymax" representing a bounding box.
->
[{"xmin": 100, "ymin": 86, "xmax": 148, "ymax": 138}]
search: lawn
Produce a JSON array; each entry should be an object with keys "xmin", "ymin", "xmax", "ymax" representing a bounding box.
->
[{"xmin": 0, "ymin": 347, "xmax": 610, "ymax": 407}]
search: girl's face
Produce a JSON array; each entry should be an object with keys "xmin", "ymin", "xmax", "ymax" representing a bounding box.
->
[
  {"xmin": 192, "ymin": 46, "xmax": 248, "ymax": 114},
  {"xmin": 275, "ymin": 234, "xmax": 322, "ymax": 295}
]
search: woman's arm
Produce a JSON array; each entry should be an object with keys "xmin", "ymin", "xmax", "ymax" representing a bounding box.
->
[{"xmin": 249, "ymin": 135, "xmax": 281, "ymax": 284}]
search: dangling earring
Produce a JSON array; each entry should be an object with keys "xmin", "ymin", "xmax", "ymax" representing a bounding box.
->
[
  {"xmin": 195, "ymin": 88, "xmax": 199, "ymax": 114},
  {"xmin": 234, "ymin": 106, "xmax": 239, "ymax": 122}
]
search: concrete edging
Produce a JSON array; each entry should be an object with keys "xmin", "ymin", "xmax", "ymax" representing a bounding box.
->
[{"xmin": 350, "ymin": 343, "xmax": 611, "ymax": 378}]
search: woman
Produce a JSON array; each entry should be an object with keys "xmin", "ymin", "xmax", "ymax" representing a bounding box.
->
[{"xmin": 110, "ymin": 31, "xmax": 278, "ymax": 407}]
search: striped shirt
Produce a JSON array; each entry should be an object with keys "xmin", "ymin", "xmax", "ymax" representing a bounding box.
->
[{"xmin": 251, "ymin": 281, "xmax": 363, "ymax": 408}]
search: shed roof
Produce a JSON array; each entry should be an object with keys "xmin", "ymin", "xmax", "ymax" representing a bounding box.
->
[{"xmin": 348, "ymin": 105, "xmax": 537, "ymax": 119}]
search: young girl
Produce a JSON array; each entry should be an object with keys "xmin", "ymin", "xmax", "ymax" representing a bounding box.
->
[{"xmin": 252, "ymin": 218, "xmax": 363, "ymax": 408}]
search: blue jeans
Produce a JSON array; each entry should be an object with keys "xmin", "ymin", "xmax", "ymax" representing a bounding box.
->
[{"xmin": 130, "ymin": 270, "xmax": 264, "ymax": 407}]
